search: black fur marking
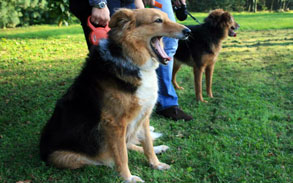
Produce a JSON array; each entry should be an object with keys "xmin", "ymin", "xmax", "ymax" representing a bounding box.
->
[
  {"xmin": 94, "ymin": 39, "xmax": 141, "ymax": 79},
  {"xmin": 40, "ymin": 39, "xmax": 142, "ymax": 162}
]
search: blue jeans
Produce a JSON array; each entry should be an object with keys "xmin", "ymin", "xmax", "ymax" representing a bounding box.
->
[{"xmin": 155, "ymin": 0, "xmax": 179, "ymax": 110}]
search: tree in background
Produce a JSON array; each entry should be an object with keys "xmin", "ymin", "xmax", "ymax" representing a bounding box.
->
[
  {"xmin": 0, "ymin": 0, "xmax": 292, "ymax": 28},
  {"xmin": 0, "ymin": 0, "xmax": 48, "ymax": 28},
  {"xmin": 186, "ymin": 0, "xmax": 292, "ymax": 12},
  {"xmin": 187, "ymin": 0, "xmax": 250, "ymax": 11},
  {"xmin": 20, "ymin": 0, "xmax": 48, "ymax": 25},
  {"xmin": 47, "ymin": 0, "xmax": 71, "ymax": 26},
  {"xmin": 0, "ymin": 0, "xmax": 21, "ymax": 28},
  {"xmin": 0, "ymin": 0, "xmax": 70, "ymax": 28}
]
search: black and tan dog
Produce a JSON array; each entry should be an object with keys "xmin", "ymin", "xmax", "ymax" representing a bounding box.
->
[
  {"xmin": 172, "ymin": 9, "xmax": 239, "ymax": 102},
  {"xmin": 39, "ymin": 8, "xmax": 190, "ymax": 182}
]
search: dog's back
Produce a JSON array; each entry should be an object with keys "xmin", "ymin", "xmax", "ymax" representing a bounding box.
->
[{"xmin": 175, "ymin": 24, "xmax": 224, "ymax": 67}]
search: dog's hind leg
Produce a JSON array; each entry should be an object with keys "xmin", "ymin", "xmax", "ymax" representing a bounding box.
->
[
  {"xmin": 128, "ymin": 144, "xmax": 169, "ymax": 154},
  {"xmin": 172, "ymin": 61, "xmax": 184, "ymax": 90},
  {"xmin": 193, "ymin": 66, "xmax": 207, "ymax": 103},
  {"xmin": 128, "ymin": 144, "xmax": 144, "ymax": 153},
  {"xmin": 205, "ymin": 64, "xmax": 215, "ymax": 98},
  {"xmin": 48, "ymin": 151, "xmax": 100, "ymax": 169}
]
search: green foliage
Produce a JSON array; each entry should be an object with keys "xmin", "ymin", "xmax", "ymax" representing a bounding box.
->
[
  {"xmin": 47, "ymin": 0, "xmax": 71, "ymax": 26},
  {"xmin": 0, "ymin": 0, "xmax": 48, "ymax": 28},
  {"xmin": 0, "ymin": 12, "xmax": 293, "ymax": 182},
  {"xmin": 0, "ymin": 0, "xmax": 292, "ymax": 27},
  {"xmin": 0, "ymin": 0, "xmax": 71, "ymax": 28},
  {"xmin": 0, "ymin": 0, "xmax": 21, "ymax": 28},
  {"xmin": 187, "ymin": 0, "xmax": 292, "ymax": 12},
  {"xmin": 20, "ymin": 0, "xmax": 48, "ymax": 26}
]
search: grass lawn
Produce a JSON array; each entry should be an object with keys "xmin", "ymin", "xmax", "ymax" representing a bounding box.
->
[{"xmin": 0, "ymin": 12, "xmax": 293, "ymax": 182}]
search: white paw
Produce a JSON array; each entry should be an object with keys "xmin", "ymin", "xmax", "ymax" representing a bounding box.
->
[
  {"xmin": 149, "ymin": 126, "xmax": 155, "ymax": 132},
  {"xmin": 150, "ymin": 131, "xmax": 162, "ymax": 140},
  {"xmin": 154, "ymin": 145, "xmax": 169, "ymax": 154},
  {"xmin": 124, "ymin": 175, "xmax": 144, "ymax": 183},
  {"xmin": 151, "ymin": 162, "xmax": 170, "ymax": 170}
]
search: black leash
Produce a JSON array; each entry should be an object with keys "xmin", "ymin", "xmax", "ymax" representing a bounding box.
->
[
  {"xmin": 186, "ymin": 10, "xmax": 201, "ymax": 24},
  {"xmin": 172, "ymin": 0, "xmax": 201, "ymax": 24}
]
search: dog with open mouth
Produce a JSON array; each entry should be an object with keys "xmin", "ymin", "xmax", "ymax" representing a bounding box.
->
[
  {"xmin": 39, "ymin": 8, "xmax": 190, "ymax": 182},
  {"xmin": 172, "ymin": 9, "xmax": 239, "ymax": 103}
]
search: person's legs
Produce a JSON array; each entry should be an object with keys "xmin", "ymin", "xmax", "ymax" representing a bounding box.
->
[
  {"xmin": 155, "ymin": 0, "xmax": 193, "ymax": 121},
  {"xmin": 69, "ymin": 0, "xmax": 92, "ymax": 50},
  {"xmin": 156, "ymin": 38, "xmax": 178, "ymax": 109},
  {"xmin": 155, "ymin": 0, "xmax": 178, "ymax": 110}
]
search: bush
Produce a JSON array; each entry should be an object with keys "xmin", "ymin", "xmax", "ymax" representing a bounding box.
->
[
  {"xmin": 47, "ymin": 0, "xmax": 71, "ymax": 26},
  {"xmin": 0, "ymin": 0, "xmax": 21, "ymax": 28},
  {"xmin": 0, "ymin": 0, "xmax": 71, "ymax": 28},
  {"xmin": 0, "ymin": 0, "xmax": 49, "ymax": 28}
]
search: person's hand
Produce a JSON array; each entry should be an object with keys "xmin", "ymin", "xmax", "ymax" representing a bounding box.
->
[
  {"xmin": 135, "ymin": 0, "xmax": 145, "ymax": 9},
  {"xmin": 91, "ymin": 6, "xmax": 110, "ymax": 27},
  {"xmin": 174, "ymin": 0, "xmax": 186, "ymax": 7},
  {"xmin": 143, "ymin": 0, "xmax": 155, "ymax": 7}
]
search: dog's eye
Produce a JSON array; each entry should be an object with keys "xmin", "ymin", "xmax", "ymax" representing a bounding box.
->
[{"xmin": 154, "ymin": 18, "xmax": 163, "ymax": 23}]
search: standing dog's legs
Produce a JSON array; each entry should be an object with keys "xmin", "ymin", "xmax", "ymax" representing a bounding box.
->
[
  {"xmin": 172, "ymin": 61, "xmax": 184, "ymax": 90},
  {"xmin": 205, "ymin": 64, "xmax": 215, "ymax": 98},
  {"xmin": 140, "ymin": 117, "xmax": 170, "ymax": 170},
  {"xmin": 193, "ymin": 66, "xmax": 206, "ymax": 102}
]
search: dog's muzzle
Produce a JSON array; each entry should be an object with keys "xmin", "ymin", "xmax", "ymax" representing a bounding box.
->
[{"xmin": 182, "ymin": 28, "xmax": 191, "ymax": 40}]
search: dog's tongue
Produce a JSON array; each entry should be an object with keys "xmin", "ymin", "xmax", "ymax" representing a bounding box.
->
[
  {"xmin": 155, "ymin": 39, "xmax": 171, "ymax": 61},
  {"xmin": 229, "ymin": 30, "xmax": 237, "ymax": 37}
]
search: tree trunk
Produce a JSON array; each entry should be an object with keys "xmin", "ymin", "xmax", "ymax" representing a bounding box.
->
[
  {"xmin": 253, "ymin": 0, "xmax": 258, "ymax": 12},
  {"xmin": 270, "ymin": 0, "xmax": 275, "ymax": 11},
  {"xmin": 247, "ymin": 0, "xmax": 251, "ymax": 11},
  {"xmin": 279, "ymin": 0, "xmax": 282, "ymax": 9}
]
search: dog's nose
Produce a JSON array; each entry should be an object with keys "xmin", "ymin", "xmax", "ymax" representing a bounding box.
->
[
  {"xmin": 182, "ymin": 28, "xmax": 191, "ymax": 37},
  {"xmin": 236, "ymin": 23, "xmax": 240, "ymax": 30}
]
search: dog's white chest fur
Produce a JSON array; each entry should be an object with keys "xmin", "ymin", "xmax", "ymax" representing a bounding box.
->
[
  {"xmin": 136, "ymin": 69, "xmax": 158, "ymax": 109},
  {"xmin": 126, "ymin": 60, "xmax": 159, "ymax": 142}
]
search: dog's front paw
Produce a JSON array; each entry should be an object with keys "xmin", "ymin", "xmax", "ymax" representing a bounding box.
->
[
  {"xmin": 208, "ymin": 93, "xmax": 214, "ymax": 98},
  {"xmin": 151, "ymin": 162, "xmax": 170, "ymax": 170},
  {"xmin": 175, "ymin": 85, "xmax": 184, "ymax": 90},
  {"xmin": 154, "ymin": 145, "xmax": 169, "ymax": 154},
  {"xmin": 124, "ymin": 175, "xmax": 144, "ymax": 183},
  {"xmin": 198, "ymin": 98, "xmax": 208, "ymax": 103}
]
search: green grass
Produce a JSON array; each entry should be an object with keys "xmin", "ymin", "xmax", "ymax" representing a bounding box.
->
[
  {"xmin": 183, "ymin": 11, "xmax": 293, "ymax": 30},
  {"xmin": 0, "ymin": 12, "xmax": 293, "ymax": 183}
]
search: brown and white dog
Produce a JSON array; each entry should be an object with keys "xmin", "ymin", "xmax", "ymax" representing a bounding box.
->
[
  {"xmin": 39, "ymin": 8, "xmax": 190, "ymax": 182},
  {"xmin": 173, "ymin": 9, "xmax": 239, "ymax": 103}
]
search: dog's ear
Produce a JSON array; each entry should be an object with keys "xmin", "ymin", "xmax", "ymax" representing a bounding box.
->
[
  {"xmin": 204, "ymin": 9, "xmax": 222, "ymax": 27},
  {"xmin": 221, "ymin": 12, "xmax": 232, "ymax": 26},
  {"xmin": 205, "ymin": 9, "xmax": 231, "ymax": 27},
  {"xmin": 109, "ymin": 8, "xmax": 135, "ymax": 29}
]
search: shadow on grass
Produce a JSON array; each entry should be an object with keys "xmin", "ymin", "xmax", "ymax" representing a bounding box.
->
[
  {"xmin": 0, "ymin": 59, "xmax": 83, "ymax": 130},
  {"xmin": 223, "ymin": 41, "xmax": 293, "ymax": 48}
]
